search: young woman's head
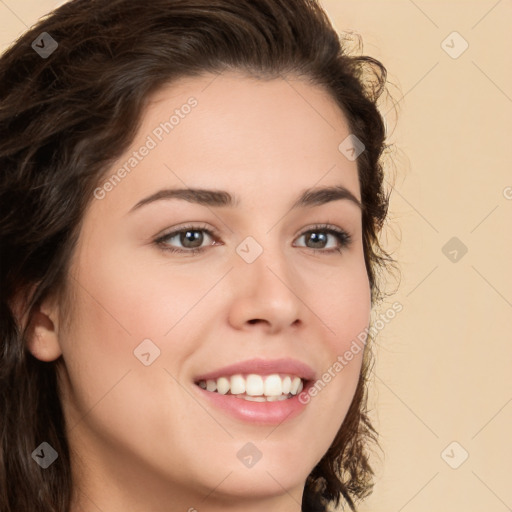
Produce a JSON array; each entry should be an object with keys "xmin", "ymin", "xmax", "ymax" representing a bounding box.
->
[{"xmin": 0, "ymin": 1, "xmax": 392, "ymax": 511}]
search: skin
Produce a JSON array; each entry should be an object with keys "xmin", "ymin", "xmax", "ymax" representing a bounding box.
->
[{"xmin": 27, "ymin": 71, "xmax": 371, "ymax": 512}]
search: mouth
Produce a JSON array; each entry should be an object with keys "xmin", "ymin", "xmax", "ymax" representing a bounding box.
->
[
  {"xmin": 196, "ymin": 373, "xmax": 305, "ymax": 402},
  {"xmin": 192, "ymin": 358, "xmax": 314, "ymax": 425}
]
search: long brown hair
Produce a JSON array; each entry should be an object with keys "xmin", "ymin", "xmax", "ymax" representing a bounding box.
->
[{"xmin": 0, "ymin": 1, "xmax": 393, "ymax": 510}]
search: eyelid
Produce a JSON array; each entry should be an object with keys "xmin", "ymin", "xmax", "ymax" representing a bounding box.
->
[
  {"xmin": 296, "ymin": 223, "xmax": 350, "ymax": 239},
  {"xmin": 155, "ymin": 222, "xmax": 219, "ymax": 241}
]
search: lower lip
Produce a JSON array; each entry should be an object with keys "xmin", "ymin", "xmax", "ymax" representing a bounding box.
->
[{"xmin": 194, "ymin": 385, "xmax": 310, "ymax": 425}]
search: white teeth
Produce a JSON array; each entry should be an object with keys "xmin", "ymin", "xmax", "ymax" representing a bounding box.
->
[
  {"xmin": 290, "ymin": 377, "xmax": 301, "ymax": 395},
  {"xmin": 198, "ymin": 373, "xmax": 306, "ymax": 399},
  {"xmin": 242, "ymin": 395, "xmax": 266, "ymax": 402},
  {"xmin": 233, "ymin": 394, "xmax": 291, "ymax": 402},
  {"xmin": 282, "ymin": 376, "xmax": 291, "ymax": 394},
  {"xmin": 216, "ymin": 377, "xmax": 230, "ymax": 395},
  {"xmin": 230, "ymin": 374, "xmax": 245, "ymax": 395},
  {"xmin": 245, "ymin": 374, "xmax": 264, "ymax": 396},
  {"xmin": 264, "ymin": 374, "xmax": 282, "ymax": 396}
]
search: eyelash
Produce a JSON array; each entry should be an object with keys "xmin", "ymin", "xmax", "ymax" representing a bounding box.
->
[{"xmin": 154, "ymin": 223, "xmax": 352, "ymax": 256}]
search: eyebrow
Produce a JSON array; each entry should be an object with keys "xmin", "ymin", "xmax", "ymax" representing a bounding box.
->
[{"xmin": 128, "ymin": 184, "xmax": 362, "ymax": 214}]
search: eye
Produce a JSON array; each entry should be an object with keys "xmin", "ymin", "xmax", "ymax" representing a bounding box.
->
[
  {"xmin": 154, "ymin": 223, "xmax": 220, "ymax": 255},
  {"xmin": 294, "ymin": 224, "xmax": 352, "ymax": 254},
  {"xmin": 153, "ymin": 223, "xmax": 352, "ymax": 256}
]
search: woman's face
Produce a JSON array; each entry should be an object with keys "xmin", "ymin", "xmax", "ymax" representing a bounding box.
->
[{"xmin": 47, "ymin": 72, "xmax": 371, "ymax": 510}]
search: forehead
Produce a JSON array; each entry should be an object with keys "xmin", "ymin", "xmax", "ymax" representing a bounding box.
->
[{"xmin": 93, "ymin": 71, "xmax": 361, "ymax": 217}]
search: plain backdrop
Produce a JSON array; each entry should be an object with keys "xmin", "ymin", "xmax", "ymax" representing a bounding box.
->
[{"xmin": 1, "ymin": 1, "xmax": 511, "ymax": 511}]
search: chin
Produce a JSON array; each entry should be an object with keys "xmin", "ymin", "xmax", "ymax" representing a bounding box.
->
[{"xmin": 212, "ymin": 466, "xmax": 308, "ymax": 499}]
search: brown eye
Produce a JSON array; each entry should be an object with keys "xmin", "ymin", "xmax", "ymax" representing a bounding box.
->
[
  {"xmin": 294, "ymin": 225, "xmax": 352, "ymax": 254},
  {"xmin": 155, "ymin": 225, "xmax": 219, "ymax": 255}
]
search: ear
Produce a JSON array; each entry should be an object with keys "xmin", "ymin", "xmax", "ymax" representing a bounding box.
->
[
  {"xmin": 12, "ymin": 287, "xmax": 63, "ymax": 362},
  {"xmin": 25, "ymin": 300, "xmax": 63, "ymax": 362}
]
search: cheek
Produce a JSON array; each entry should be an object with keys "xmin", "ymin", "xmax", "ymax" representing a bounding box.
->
[
  {"xmin": 69, "ymin": 240, "xmax": 216, "ymax": 344},
  {"xmin": 300, "ymin": 258, "xmax": 370, "ymax": 426},
  {"xmin": 314, "ymin": 258, "xmax": 372, "ymax": 351},
  {"xmin": 56, "ymin": 260, "xmax": 199, "ymax": 476},
  {"xmin": 58, "ymin": 246, "xmax": 225, "ymax": 426}
]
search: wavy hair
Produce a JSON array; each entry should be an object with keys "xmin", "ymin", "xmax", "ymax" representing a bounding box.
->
[{"xmin": 0, "ymin": 0, "xmax": 393, "ymax": 510}]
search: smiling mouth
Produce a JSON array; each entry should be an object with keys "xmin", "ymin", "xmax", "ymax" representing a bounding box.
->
[{"xmin": 196, "ymin": 373, "xmax": 305, "ymax": 402}]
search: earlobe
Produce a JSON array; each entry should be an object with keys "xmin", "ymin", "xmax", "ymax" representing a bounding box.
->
[{"xmin": 25, "ymin": 299, "xmax": 63, "ymax": 362}]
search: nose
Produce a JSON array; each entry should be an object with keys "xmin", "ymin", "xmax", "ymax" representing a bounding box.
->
[{"xmin": 227, "ymin": 241, "xmax": 304, "ymax": 335}]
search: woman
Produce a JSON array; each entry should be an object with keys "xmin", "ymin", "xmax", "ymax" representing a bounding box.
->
[{"xmin": 0, "ymin": 0, "xmax": 393, "ymax": 510}]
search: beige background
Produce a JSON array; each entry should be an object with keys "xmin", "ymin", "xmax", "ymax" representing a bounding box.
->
[{"xmin": 1, "ymin": 1, "xmax": 511, "ymax": 511}]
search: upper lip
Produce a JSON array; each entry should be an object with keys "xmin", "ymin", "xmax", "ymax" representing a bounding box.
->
[{"xmin": 194, "ymin": 358, "xmax": 316, "ymax": 382}]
